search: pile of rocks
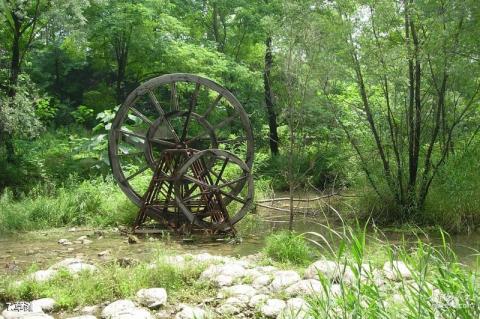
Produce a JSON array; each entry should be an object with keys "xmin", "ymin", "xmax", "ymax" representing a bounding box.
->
[{"xmin": 1, "ymin": 252, "xmax": 437, "ymax": 319}]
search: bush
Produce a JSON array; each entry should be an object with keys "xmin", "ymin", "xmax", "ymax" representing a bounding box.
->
[{"xmin": 263, "ymin": 231, "xmax": 314, "ymax": 265}]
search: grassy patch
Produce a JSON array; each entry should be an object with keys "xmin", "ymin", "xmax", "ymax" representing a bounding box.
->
[
  {"xmin": 263, "ymin": 231, "xmax": 315, "ymax": 266},
  {"xmin": 0, "ymin": 178, "xmax": 137, "ymax": 234},
  {"xmin": 0, "ymin": 255, "xmax": 214, "ymax": 310}
]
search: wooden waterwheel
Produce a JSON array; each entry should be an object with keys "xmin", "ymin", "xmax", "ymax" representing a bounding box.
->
[{"xmin": 108, "ymin": 73, "xmax": 254, "ymax": 233}]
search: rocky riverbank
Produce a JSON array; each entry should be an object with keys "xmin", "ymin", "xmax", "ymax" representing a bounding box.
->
[{"xmin": 1, "ymin": 250, "xmax": 465, "ymax": 319}]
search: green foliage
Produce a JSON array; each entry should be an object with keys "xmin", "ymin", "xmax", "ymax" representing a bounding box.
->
[
  {"xmin": 263, "ymin": 231, "xmax": 314, "ymax": 265},
  {"xmin": 35, "ymin": 97, "xmax": 58, "ymax": 123},
  {"xmin": 82, "ymin": 86, "xmax": 117, "ymax": 114},
  {"xmin": 71, "ymin": 105, "xmax": 94, "ymax": 125}
]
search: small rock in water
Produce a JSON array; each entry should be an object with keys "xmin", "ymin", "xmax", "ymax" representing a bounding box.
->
[
  {"xmin": 81, "ymin": 239, "xmax": 93, "ymax": 245},
  {"xmin": 175, "ymin": 305, "xmax": 206, "ymax": 319},
  {"xmin": 261, "ymin": 299, "xmax": 286, "ymax": 317},
  {"xmin": 136, "ymin": 288, "xmax": 167, "ymax": 308},
  {"xmin": 383, "ymin": 261, "xmax": 412, "ymax": 281},
  {"xmin": 31, "ymin": 298, "xmax": 56, "ymax": 312},
  {"xmin": 68, "ymin": 227, "xmax": 77, "ymax": 232},
  {"xmin": 127, "ymin": 235, "xmax": 140, "ymax": 244},
  {"xmin": 77, "ymin": 235, "xmax": 88, "ymax": 241},
  {"xmin": 117, "ymin": 257, "xmax": 138, "ymax": 267},
  {"xmin": 58, "ymin": 239, "xmax": 72, "ymax": 246},
  {"xmin": 98, "ymin": 250, "xmax": 111, "ymax": 257}
]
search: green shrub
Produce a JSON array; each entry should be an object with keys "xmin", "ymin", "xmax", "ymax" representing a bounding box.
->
[{"xmin": 263, "ymin": 231, "xmax": 314, "ymax": 265}]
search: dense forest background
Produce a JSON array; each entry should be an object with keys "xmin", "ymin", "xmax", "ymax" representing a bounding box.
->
[{"xmin": 1, "ymin": 0, "xmax": 479, "ymax": 233}]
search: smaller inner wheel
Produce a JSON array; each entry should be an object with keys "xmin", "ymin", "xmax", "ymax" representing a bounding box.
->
[
  {"xmin": 144, "ymin": 111, "xmax": 218, "ymax": 169},
  {"xmin": 174, "ymin": 149, "xmax": 254, "ymax": 230}
]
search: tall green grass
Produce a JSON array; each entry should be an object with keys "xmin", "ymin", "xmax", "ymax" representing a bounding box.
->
[
  {"xmin": 305, "ymin": 225, "xmax": 480, "ymax": 318},
  {"xmin": 0, "ymin": 177, "xmax": 136, "ymax": 234}
]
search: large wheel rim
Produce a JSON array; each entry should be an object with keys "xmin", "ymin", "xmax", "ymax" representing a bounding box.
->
[{"xmin": 108, "ymin": 73, "xmax": 254, "ymax": 208}]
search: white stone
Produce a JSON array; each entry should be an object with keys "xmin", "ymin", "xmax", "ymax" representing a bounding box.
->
[
  {"xmin": 279, "ymin": 298, "xmax": 310, "ymax": 319},
  {"xmin": 213, "ymin": 275, "xmax": 234, "ymax": 287},
  {"xmin": 252, "ymin": 275, "xmax": 272, "ymax": 288},
  {"xmin": 330, "ymin": 284, "xmax": 342, "ymax": 297},
  {"xmin": 200, "ymin": 263, "xmax": 246, "ymax": 282},
  {"xmin": 256, "ymin": 266, "xmax": 277, "ymax": 274},
  {"xmin": 304, "ymin": 260, "xmax": 339, "ymax": 281},
  {"xmin": 58, "ymin": 238, "xmax": 72, "ymax": 245},
  {"xmin": 383, "ymin": 261, "xmax": 412, "ymax": 281},
  {"xmin": 31, "ymin": 298, "xmax": 56, "ymax": 312},
  {"xmin": 81, "ymin": 305, "xmax": 100, "ymax": 315},
  {"xmin": 65, "ymin": 262, "xmax": 98, "ymax": 274},
  {"xmin": 260, "ymin": 299, "xmax": 286, "ymax": 317},
  {"xmin": 286, "ymin": 297, "xmax": 308, "ymax": 310},
  {"xmin": 50, "ymin": 258, "xmax": 83, "ymax": 269},
  {"xmin": 217, "ymin": 303, "xmax": 239, "ymax": 315},
  {"xmin": 66, "ymin": 316, "xmax": 97, "ymax": 319},
  {"xmin": 28, "ymin": 269, "xmax": 57, "ymax": 282},
  {"xmin": 244, "ymin": 268, "xmax": 263, "ymax": 279},
  {"xmin": 192, "ymin": 253, "xmax": 225, "ymax": 263},
  {"xmin": 136, "ymin": 288, "xmax": 167, "ymax": 308},
  {"xmin": 174, "ymin": 305, "xmax": 206, "ymax": 319},
  {"xmin": 101, "ymin": 300, "xmax": 136, "ymax": 318},
  {"xmin": 81, "ymin": 239, "xmax": 93, "ymax": 245},
  {"xmin": 220, "ymin": 284, "xmax": 257, "ymax": 298},
  {"xmin": 248, "ymin": 294, "xmax": 269, "ymax": 308},
  {"xmin": 270, "ymin": 270, "xmax": 301, "ymax": 290},
  {"xmin": 285, "ymin": 279, "xmax": 323, "ymax": 296},
  {"xmin": 77, "ymin": 235, "xmax": 88, "ymax": 241},
  {"xmin": 2, "ymin": 310, "xmax": 53, "ymax": 319}
]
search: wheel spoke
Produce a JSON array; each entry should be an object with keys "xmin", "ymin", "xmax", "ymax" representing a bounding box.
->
[
  {"xmin": 119, "ymin": 129, "xmax": 146, "ymax": 140},
  {"xmin": 181, "ymin": 83, "xmax": 201, "ymax": 141},
  {"xmin": 148, "ymin": 90, "xmax": 165, "ymax": 115},
  {"xmin": 219, "ymin": 189, "xmax": 247, "ymax": 204},
  {"xmin": 183, "ymin": 190, "xmax": 210, "ymax": 202},
  {"xmin": 187, "ymin": 114, "xmax": 236, "ymax": 144},
  {"xmin": 149, "ymin": 138, "xmax": 177, "ymax": 148},
  {"xmin": 204, "ymin": 93, "xmax": 222, "ymax": 118},
  {"xmin": 125, "ymin": 166, "xmax": 149, "ymax": 181},
  {"xmin": 215, "ymin": 157, "xmax": 229, "ymax": 186},
  {"xmin": 130, "ymin": 106, "xmax": 153, "ymax": 125},
  {"xmin": 171, "ymin": 82, "xmax": 179, "ymax": 111},
  {"xmin": 218, "ymin": 175, "xmax": 248, "ymax": 189},
  {"xmin": 183, "ymin": 174, "xmax": 212, "ymax": 189},
  {"xmin": 117, "ymin": 151, "xmax": 144, "ymax": 157}
]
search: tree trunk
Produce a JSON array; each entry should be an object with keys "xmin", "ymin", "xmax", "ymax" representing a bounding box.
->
[
  {"xmin": 263, "ymin": 36, "xmax": 280, "ymax": 156},
  {"xmin": 3, "ymin": 13, "xmax": 22, "ymax": 162}
]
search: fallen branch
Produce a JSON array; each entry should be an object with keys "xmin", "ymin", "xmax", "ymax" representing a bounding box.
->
[{"xmin": 256, "ymin": 193, "xmax": 338, "ymax": 203}]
